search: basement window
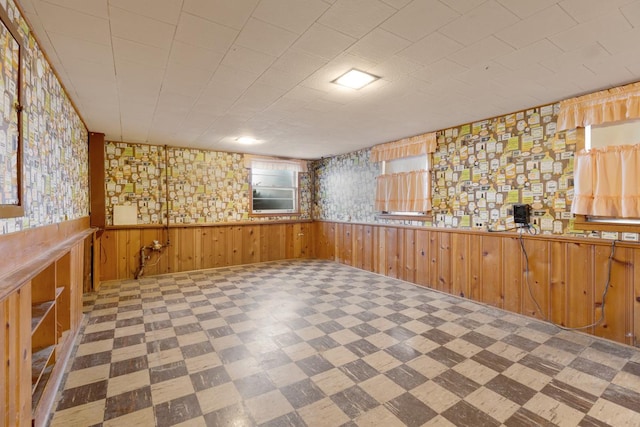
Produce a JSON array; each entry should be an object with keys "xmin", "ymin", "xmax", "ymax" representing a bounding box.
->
[
  {"xmin": 574, "ymin": 119, "xmax": 640, "ymax": 232},
  {"xmin": 245, "ymin": 155, "xmax": 306, "ymax": 216},
  {"xmin": 251, "ymin": 168, "xmax": 298, "ymax": 214},
  {"xmin": 376, "ymin": 154, "xmax": 431, "ymax": 219}
]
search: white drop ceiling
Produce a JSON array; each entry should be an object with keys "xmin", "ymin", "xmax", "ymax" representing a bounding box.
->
[{"xmin": 16, "ymin": 0, "xmax": 640, "ymax": 159}]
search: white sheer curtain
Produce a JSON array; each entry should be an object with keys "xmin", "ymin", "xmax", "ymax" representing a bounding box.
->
[
  {"xmin": 375, "ymin": 170, "xmax": 431, "ymax": 213},
  {"xmin": 572, "ymin": 144, "xmax": 640, "ymax": 217}
]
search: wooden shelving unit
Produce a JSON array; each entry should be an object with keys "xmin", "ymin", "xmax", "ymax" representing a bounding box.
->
[{"xmin": 0, "ymin": 223, "xmax": 94, "ymax": 427}]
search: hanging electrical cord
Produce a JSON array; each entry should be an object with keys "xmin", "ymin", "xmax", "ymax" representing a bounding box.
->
[{"xmin": 519, "ymin": 228, "xmax": 616, "ymax": 331}]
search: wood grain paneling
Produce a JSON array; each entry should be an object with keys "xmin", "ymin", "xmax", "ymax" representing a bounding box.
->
[
  {"xmin": 314, "ymin": 221, "xmax": 640, "ymax": 347},
  {"xmin": 99, "ymin": 222, "xmax": 313, "ymax": 282}
]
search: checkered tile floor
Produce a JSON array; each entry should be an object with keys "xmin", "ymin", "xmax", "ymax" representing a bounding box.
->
[{"xmin": 50, "ymin": 260, "xmax": 640, "ymax": 426}]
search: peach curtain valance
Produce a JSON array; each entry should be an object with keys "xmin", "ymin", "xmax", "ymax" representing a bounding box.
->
[
  {"xmin": 243, "ymin": 154, "xmax": 308, "ymax": 172},
  {"xmin": 572, "ymin": 144, "xmax": 640, "ymax": 218},
  {"xmin": 557, "ymin": 81, "xmax": 640, "ymax": 131},
  {"xmin": 370, "ymin": 132, "xmax": 437, "ymax": 162},
  {"xmin": 375, "ymin": 170, "xmax": 431, "ymax": 213}
]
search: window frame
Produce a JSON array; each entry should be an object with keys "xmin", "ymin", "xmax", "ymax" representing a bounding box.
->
[
  {"xmin": 249, "ymin": 167, "xmax": 301, "ymax": 217},
  {"xmin": 0, "ymin": 6, "xmax": 24, "ymax": 219}
]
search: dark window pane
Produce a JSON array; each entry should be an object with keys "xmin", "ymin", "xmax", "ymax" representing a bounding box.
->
[
  {"xmin": 253, "ymin": 198, "xmax": 294, "ymax": 210},
  {"xmin": 253, "ymin": 189, "xmax": 294, "ymax": 199}
]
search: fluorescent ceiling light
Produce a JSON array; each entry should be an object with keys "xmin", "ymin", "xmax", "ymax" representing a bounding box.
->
[
  {"xmin": 332, "ymin": 69, "xmax": 379, "ymax": 89},
  {"xmin": 236, "ymin": 136, "xmax": 261, "ymax": 145}
]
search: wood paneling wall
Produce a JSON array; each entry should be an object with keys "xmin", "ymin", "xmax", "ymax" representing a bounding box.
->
[
  {"xmin": 0, "ymin": 284, "xmax": 31, "ymax": 427},
  {"xmin": 314, "ymin": 221, "xmax": 640, "ymax": 347},
  {"xmin": 98, "ymin": 221, "xmax": 313, "ymax": 282}
]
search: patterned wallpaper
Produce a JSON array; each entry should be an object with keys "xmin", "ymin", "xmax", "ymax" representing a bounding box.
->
[
  {"xmin": 104, "ymin": 141, "xmax": 311, "ymax": 225},
  {"xmin": 0, "ymin": 0, "xmax": 89, "ymax": 235},
  {"xmin": 313, "ymin": 149, "xmax": 379, "ymax": 223},
  {"xmin": 432, "ymin": 103, "xmax": 577, "ymax": 235}
]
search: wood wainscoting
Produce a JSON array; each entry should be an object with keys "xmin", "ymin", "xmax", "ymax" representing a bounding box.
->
[
  {"xmin": 97, "ymin": 221, "xmax": 313, "ymax": 282},
  {"xmin": 314, "ymin": 220, "xmax": 640, "ymax": 347}
]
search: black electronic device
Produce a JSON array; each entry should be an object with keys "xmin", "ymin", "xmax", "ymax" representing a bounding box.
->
[{"xmin": 513, "ymin": 203, "xmax": 531, "ymax": 225}]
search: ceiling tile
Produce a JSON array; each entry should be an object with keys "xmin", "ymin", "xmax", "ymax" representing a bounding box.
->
[
  {"xmin": 162, "ymin": 62, "xmax": 215, "ymax": 96},
  {"xmin": 382, "ymin": 0, "xmax": 459, "ymax": 42},
  {"xmin": 109, "ymin": 5, "xmax": 175, "ymax": 50},
  {"xmin": 496, "ymin": 0, "xmax": 560, "ymax": 18},
  {"xmin": 256, "ymin": 67, "xmax": 306, "ymax": 91},
  {"xmin": 108, "ymin": 0, "xmax": 182, "ymax": 24},
  {"xmin": 168, "ymin": 40, "xmax": 225, "ymax": 70},
  {"xmin": 411, "ymin": 59, "xmax": 468, "ymax": 82},
  {"xmin": 46, "ymin": 30, "xmax": 114, "ymax": 65},
  {"xmin": 283, "ymin": 85, "xmax": 327, "ymax": 102},
  {"xmin": 397, "ymin": 32, "xmax": 463, "ymax": 65},
  {"xmin": 203, "ymin": 66, "xmax": 257, "ymax": 101},
  {"xmin": 370, "ymin": 55, "xmax": 423, "ymax": 80},
  {"xmin": 584, "ymin": 52, "xmax": 636, "ymax": 81},
  {"xmin": 34, "ymin": 1, "xmax": 110, "ymax": 45},
  {"xmin": 439, "ymin": 0, "xmax": 487, "ymax": 14},
  {"xmin": 253, "ymin": 0, "xmax": 329, "ymax": 34},
  {"xmin": 447, "ymin": 35, "xmax": 514, "ymax": 68},
  {"xmin": 271, "ymin": 49, "xmax": 328, "ymax": 76},
  {"xmin": 558, "ymin": 0, "xmax": 634, "ymax": 23},
  {"xmin": 70, "ymin": 76, "xmax": 118, "ymax": 103},
  {"xmin": 549, "ymin": 10, "xmax": 632, "ymax": 52},
  {"xmin": 235, "ymin": 18, "xmax": 299, "ymax": 57},
  {"xmin": 155, "ymin": 91, "xmax": 197, "ymax": 114},
  {"xmin": 379, "ymin": 0, "xmax": 412, "ymax": 8},
  {"xmin": 174, "ymin": 12, "xmax": 239, "ymax": 53},
  {"xmin": 600, "ymin": 25, "xmax": 640, "ymax": 59},
  {"xmin": 112, "ymin": 37, "xmax": 169, "ymax": 68},
  {"xmin": 42, "ymin": 0, "xmax": 108, "ymax": 18},
  {"xmin": 439, "ymin": 0, "xmax": 519, "ymax": 45},
  {"xmin": 182, "ymin": 0, "xmax": 259, "ymax": 30},
  {"xmin": 115, "ymin": 60, "xmax": 165, "ymax": 95},
  {"xmin": 620, "ymin": 1, "xmax": 640, "ymax": 27},
  {"xmin": 193, "ymin": 95, "xmax": 236, "ymax": 116},
  {"xmin": 494, "ymin": 39, "xmax": 563, "ymax": 70},
  {"xmin": 61, "ymin": 57, "xmax": 116, "ymax": 84},
  {"xmin": 347, "ymin": 28, "xmax": 412, "ymax": 63},
  {"xmin": 495, "ymin": 5, "xmax": 576, "ymax": 49},
  {"xmin": 221, "ymin": 45, "xmax": 277, "ymax": 76},
  {"xmin": 292, "ymin": 23, "xmax": 356, "ymax": 60},
  {"xmin": 235, "ymin": 84, "xmax": 286, "ymax": 109},
  {"xmin": 540, "ymin": 43, "xmax": 610, "ymax": 73},
  {"xmin": 318, "ymin": 0, "xmax": 396, "ymax": 38}
]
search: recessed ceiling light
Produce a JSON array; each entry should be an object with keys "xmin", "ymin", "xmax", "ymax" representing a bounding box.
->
[
  {"xmin": 236, "ymin": 136, "xmax": 261, "ymax": 145},
  {"xmin": 332, "ymin": 69, "xmax": 380, "ymax": 89}
]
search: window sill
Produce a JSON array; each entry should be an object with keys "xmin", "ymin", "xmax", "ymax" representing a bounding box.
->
[
  {"xmin": 574, "ymin": 214, "xmax": 640, "ymax": 233},
  {"xmin": 376, "ymin": 213, "xmax": 432, "ymax": 221},
  {"xmin": 249, "ymin": 212, "xmax": 302, "ymax": 218}
]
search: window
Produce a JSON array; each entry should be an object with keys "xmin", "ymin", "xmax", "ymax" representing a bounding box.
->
[
  {"xmin": 378, "ymin": 154, "xmax": 431, "ymax": 216},
  {"xmin": 244, "ymin": 155, "xmax": 306, "ymax": 215},
  {"xmin": 251, "ymin": 168, "xmax": 298, "ymax": 214},
  {"xmin": 370, "ymin": 133, "xmax": 436, "ymax": 218},
  {"xmin": 557, "ymin": 81, "xmax": 640, "ymax": 232},
  {"xmin": 573, "ymin": 119, "xmax": 640, "ymax": 232}
]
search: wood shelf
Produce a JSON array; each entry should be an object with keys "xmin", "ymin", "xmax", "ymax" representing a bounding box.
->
[
  {"xmin": 31, "ymin": 345, "xmax": 55, "ymax": 393},
  {"xmin": 31, "ymin": 301, "xmax": 55, "ymax": 333},
  {"xmin": 32, "ymin": 363, "xmax": 54, "ymax": 413}
]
